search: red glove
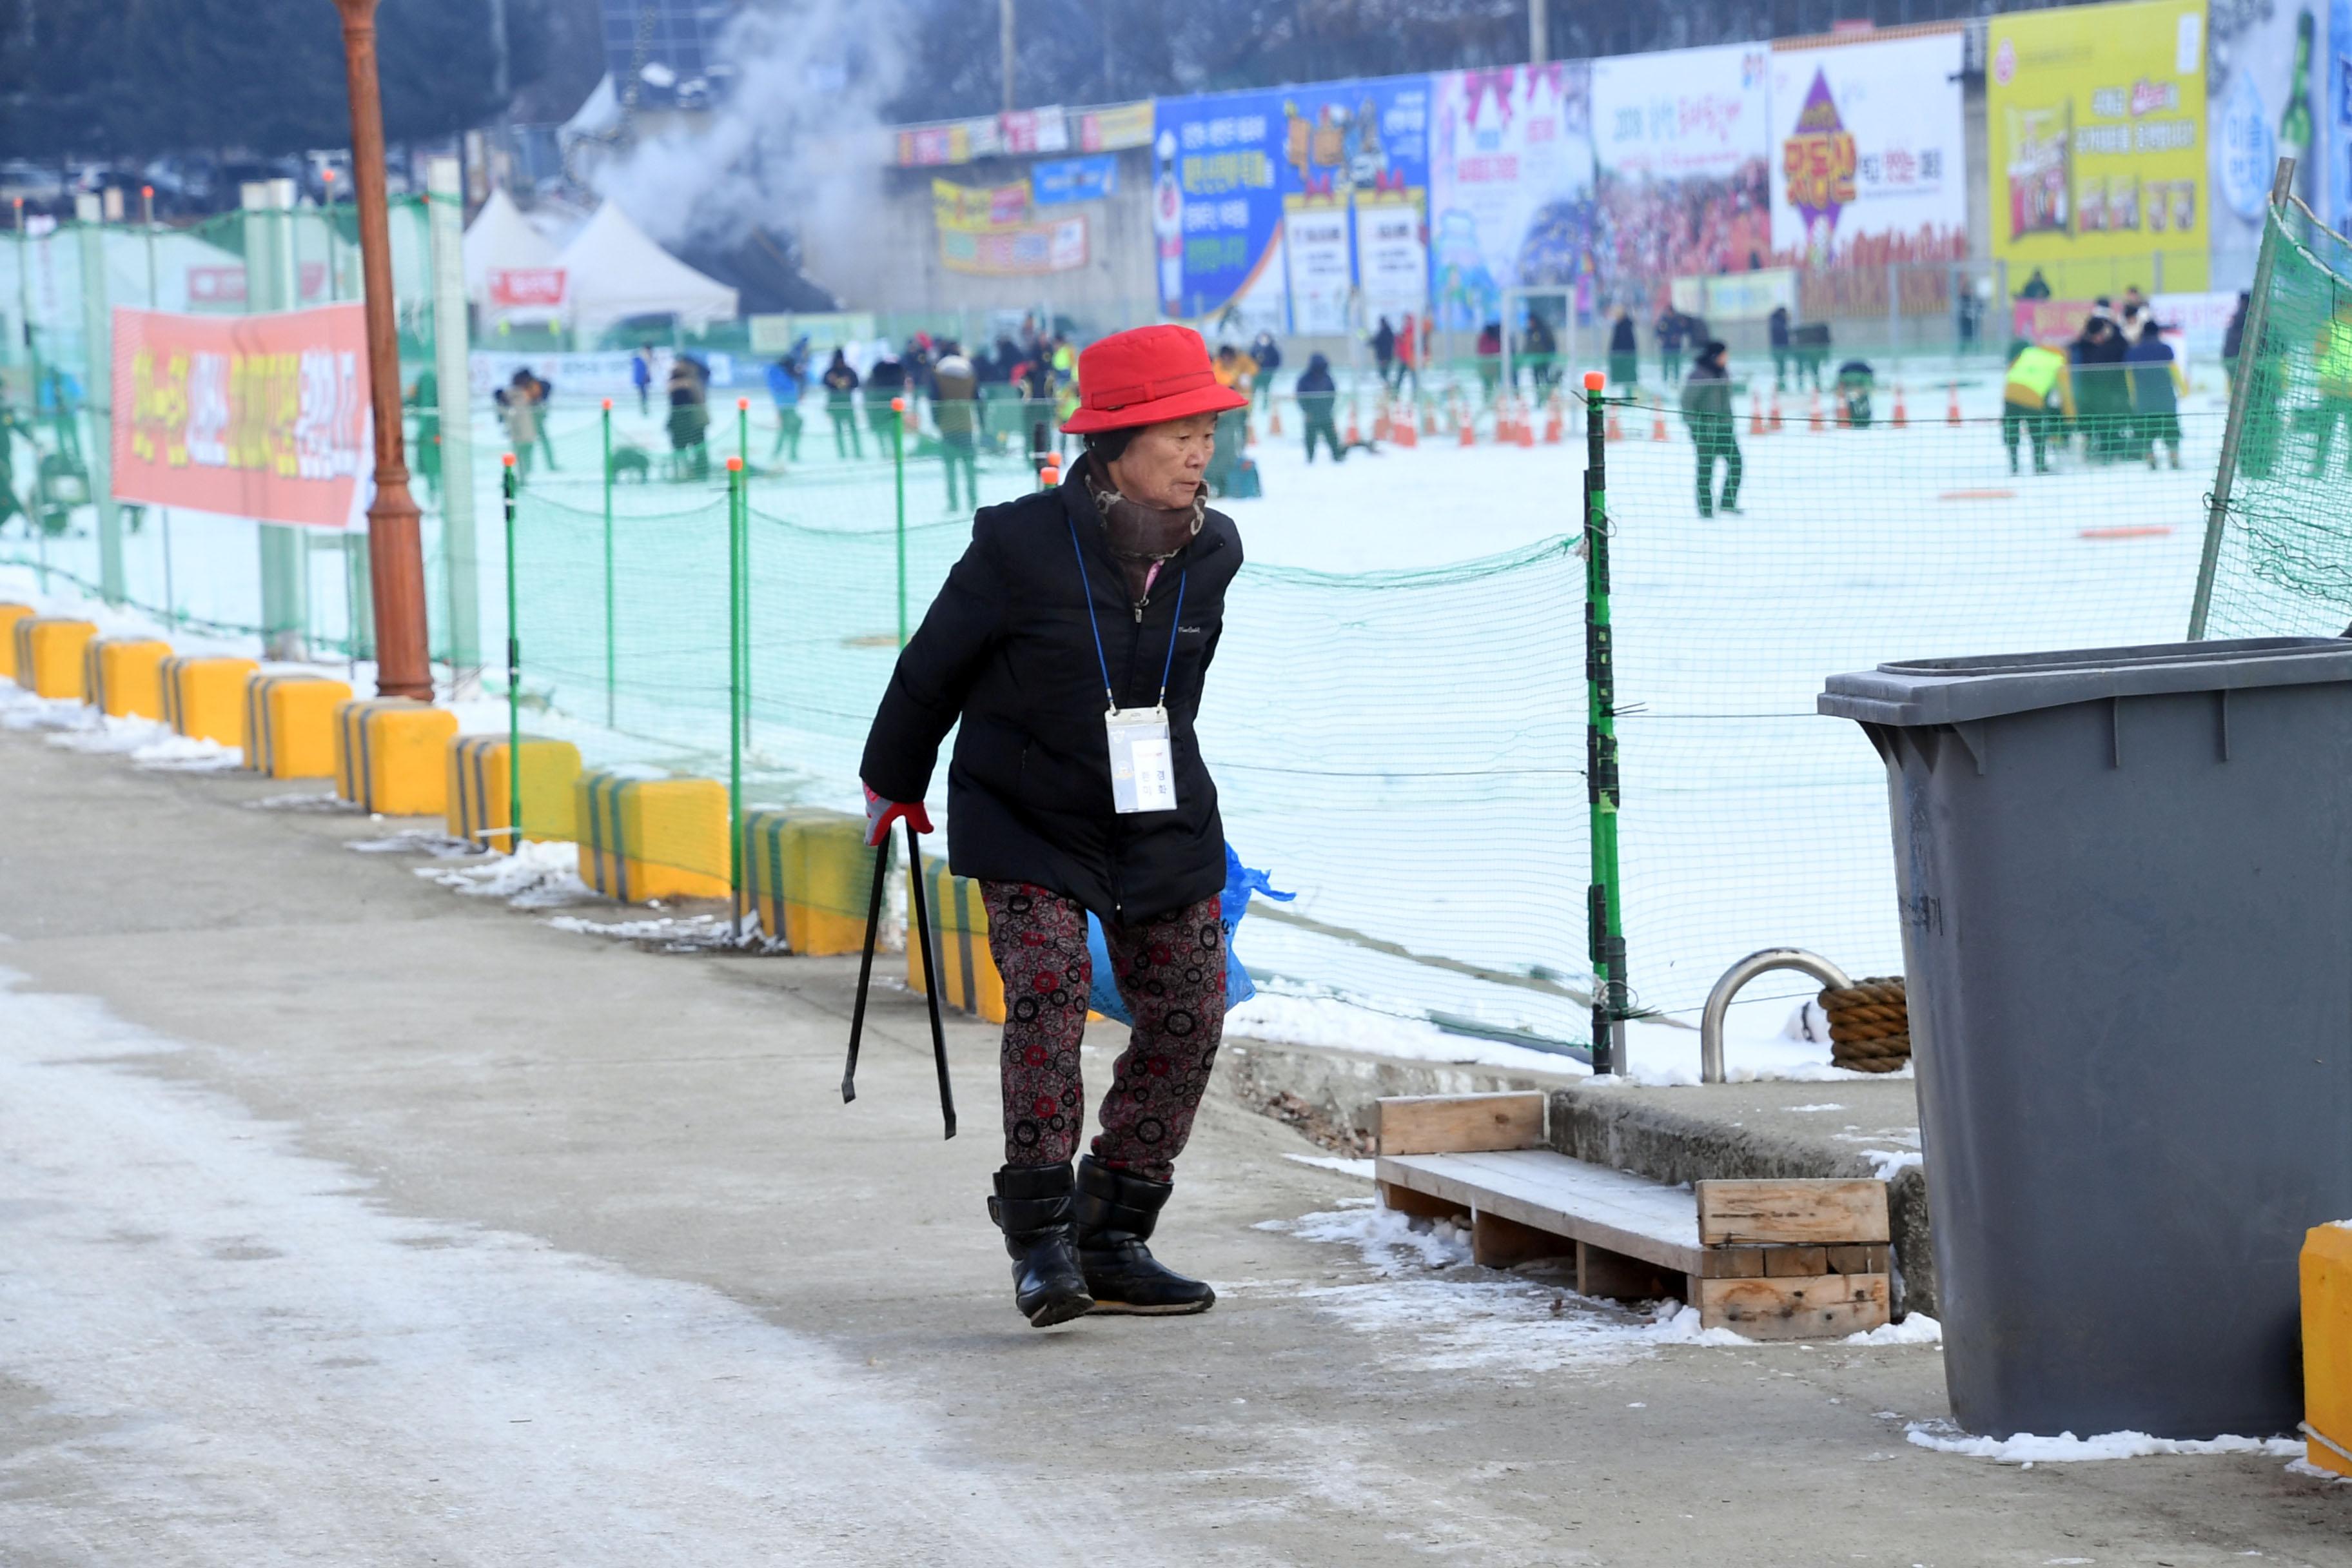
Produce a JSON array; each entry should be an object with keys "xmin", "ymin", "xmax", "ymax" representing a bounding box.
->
[{"xmin": 863, "ymin": 784, "xmax": 934, "ymax": 848}]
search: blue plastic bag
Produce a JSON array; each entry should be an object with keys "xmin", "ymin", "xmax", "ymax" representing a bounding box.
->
[{"xmin": 1084, "ymin": 844, "xmax": 1292, "ymax": 1024}]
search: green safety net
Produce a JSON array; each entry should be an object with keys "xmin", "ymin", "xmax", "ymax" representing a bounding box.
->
[{"xmin": 2197, "ymin": 201, "xmax": 2352, "ymax": 640}]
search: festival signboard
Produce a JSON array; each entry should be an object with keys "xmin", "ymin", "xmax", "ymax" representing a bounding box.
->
[
  {"xmin": 1427, "ymin": 63, "xmax": 1596, "ymax": 332},
  {"xmin": 1768, "ymin": 30, "xmax": 1966, "ymax": 266},
  {"xmin": 487, "ymin": 267, "xmax": 566, "ymax": 311},
  {"xmin": 1275, "ymin": 75, "xmax": 1432, "ymax": 333},
  {"xmin": 1987, "ymin": 1, "xmax": 2209, "ymax": 293},
  {"xmin": 1591, "ymin": 44, "xmax": 1772, "ymax": 306},
  {"xmin": 1153, "ymin": 88, "xmax": 1289, "ymax": 329},
  {"xmin": 1153, "ymin": 76, "xmax": 1430, "ymax": 333},
  {"xmin": 1077, "ymin": 102, "xmax": 1154, "ymax": 153},
  {"xmin": 2211, "ymin": 0, "xmax": 2322, "ymax": 289},
  {"xmin": 112, "ymin": 303, "xmax": 371, "ymax": 530}
]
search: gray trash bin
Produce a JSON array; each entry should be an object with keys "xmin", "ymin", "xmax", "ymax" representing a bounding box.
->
[{"xmin": 1821, "ymin": 636, "xmax": 2352, "ymax": 1440}]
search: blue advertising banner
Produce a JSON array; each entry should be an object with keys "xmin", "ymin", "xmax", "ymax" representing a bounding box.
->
[
  {"xmin": 1032, "ymin": 154, "xmax": 1119, "ymax": 206},
  {"xmin": 1153, "ymin": 76, "xmax": 1431, "ymax": 334},
  {"xmin": 1153, "ymin": 89, "xmax": 1288, "ymax": 330}
]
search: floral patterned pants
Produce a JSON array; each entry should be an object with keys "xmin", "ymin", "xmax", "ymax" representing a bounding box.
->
[{"xmin": 981, "ymin": 882, "xmax": 1226, "ymax": 1184}]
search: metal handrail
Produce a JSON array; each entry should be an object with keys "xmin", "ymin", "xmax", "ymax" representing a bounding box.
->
[{"xmin": 1700, "ymin": 948, "xmax": 1853, "ymax": 1084}]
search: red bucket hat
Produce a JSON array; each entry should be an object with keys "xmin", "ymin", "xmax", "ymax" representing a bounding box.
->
[{"xmin": 1061, "ymin": 324, "xmax": 1251, "ymax": 435}]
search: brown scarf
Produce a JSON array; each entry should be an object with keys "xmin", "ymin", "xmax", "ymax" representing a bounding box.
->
[{"xmin": 1084, "ymin": 455, "xmax": 1204, "ymax": 607}]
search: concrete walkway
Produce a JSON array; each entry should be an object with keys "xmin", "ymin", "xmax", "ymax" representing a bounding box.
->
[{"xmin": 0, "ymin": 723, "xmax": 2343, "ymax": 1565}]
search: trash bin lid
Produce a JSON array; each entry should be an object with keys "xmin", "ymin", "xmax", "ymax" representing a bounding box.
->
[{"xmin": 1818, "ymin": 636, "xmax": 2352, "ymax": 726}]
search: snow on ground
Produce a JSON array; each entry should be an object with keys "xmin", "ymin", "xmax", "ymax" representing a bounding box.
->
[
  {"xmin": 1904, "ymin": 1423, "xmax": 2301, "ymax": 1464},
  {"xmin": 1257, "ymin": 1194, "xmax": 1945, "ymax": 1371},
  {"xmin": 0, "ymin": 970, "xmax": 1152, "ymax": 1562}
]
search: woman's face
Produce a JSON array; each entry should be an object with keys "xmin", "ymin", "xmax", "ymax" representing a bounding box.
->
[{"xmin": 1106, "ymin": 414, "xmax": 1218, "ymax": 510}]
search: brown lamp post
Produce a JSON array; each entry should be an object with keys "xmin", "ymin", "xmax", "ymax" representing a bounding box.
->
[{"xmin": 334, "ymin": 0, "xmax": 433, "ymax": 701}]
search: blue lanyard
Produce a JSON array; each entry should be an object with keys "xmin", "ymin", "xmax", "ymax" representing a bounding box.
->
[{"xmin": 1068, "ymin": 514, "xmax": 1188, "ymax": 713}]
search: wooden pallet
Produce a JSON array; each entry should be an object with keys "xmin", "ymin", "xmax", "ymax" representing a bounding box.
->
[{"xmin": 1375, "ymin": 1092, "xmax": 1892, "ymax": 1341}]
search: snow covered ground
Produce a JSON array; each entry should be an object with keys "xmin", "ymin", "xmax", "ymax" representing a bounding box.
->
[{"xmin": 2, "ymin": 359, "xmax": 2230, "ymax": 1075}]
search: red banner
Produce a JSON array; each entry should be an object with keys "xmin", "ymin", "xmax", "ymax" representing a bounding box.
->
[
  {"xmin": 112, "ymin": 304, "xmax": 372, "ymax": 530},
  {"xmin": 489, "ymin": 267, "xmax": 567, "ymax": 308}
]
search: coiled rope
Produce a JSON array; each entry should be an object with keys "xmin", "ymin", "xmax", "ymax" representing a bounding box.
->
[{"xmin": 1819, "ymin": 977, "xmax": 1910, "ymax": 1073}]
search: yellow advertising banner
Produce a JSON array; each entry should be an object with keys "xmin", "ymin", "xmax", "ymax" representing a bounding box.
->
[
  {"xmin": 931, "ymin": 178, "xmax": 1033, "ymax": 231},
  {"xmin": 1987, "ymin": 0, "xmax": 2209, "ymax": 292}
]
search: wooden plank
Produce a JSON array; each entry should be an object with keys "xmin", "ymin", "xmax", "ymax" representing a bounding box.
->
[
  {"xmin": 1375, "ymin": 1150, "xmax": 1707, "ymax": 1275},
  {"xmin": 1701, "ymin": 1247, "xmax": 1769, "ymax": 1279},
  {"xmin": 1376, "ymin": 1092, "xmax": 1545, "ymax": 1156},
  {"xmin": 1698, "ymin": 1273, "xmax": 1892, "ymax": 1340},
  {"xmin": 1578, "ymin": 1241, "xmax": 1685, "ymax": 1302},
  {"xmin": 1378, "ymin": 1181, "xmax": 1468, "ymax": 1222},
  {"xmin": 1473, "ymin": 1210, "xmax": 1573, "ymax": 1269},
  {"xmin": 1694, "ymin": 1179, "xmax": 1890, "ymax": 1246},
  {"xmin": 1764, "ymin": 1246, "xmax": 1830, "ymax": 1279},
  {"xmin": 1826, "ymin": 1244, "xmax": 1890, "ymax": 1275}
]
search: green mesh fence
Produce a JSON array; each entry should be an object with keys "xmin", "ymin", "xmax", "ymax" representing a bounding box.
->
[
  {"xmin": 2197, "ymin": 201, "xmax": 2352, "ymax": 641},
  {"xmin": 0, "ymin": 199, "xmax": 440, "ymax": 658}
]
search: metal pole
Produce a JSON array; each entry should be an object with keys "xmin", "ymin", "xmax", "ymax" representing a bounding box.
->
[
  {"xmin": 1529, "ymin": 0, "xmax": 1547, "ymax": 64},
  {"xmin": 738, "ymin": 395, "xmax": 749, "ymax": 471},
  {"xmin": 727, "ymin": 455, "xmax": 746, "ymax": 941},
  {"xmin": 14, "ymin": 206, "xmax": 40, "ymax": 596},
  {"xmin": 74, "ymin": 193, "xmax": 122, "ymax": 607},
  {"xmin": 1582, "ymin": 369, "xmax": 1627, "ymax": 1075},
  {"xmin": 602, "ymin": 397, "xmax": 616, "ymax": 727},
  {"xmin": 504, "ymin": 455, "xmax": 522, "ymax": 849},
  {"xmin": 892, "ymin": 395, "xmax": 908, "ymax": 647},
  {"xmin": 335, "ymin": 0, "xmax": 435, "ymax": 701},
  {"xmin": 324, "ymin": 169, "xmax": 340, "ymax": 301},
  {"xmin": 999, "ymin": 0, "xmax": 1017, "ymax": 116},
  {"xmin": 2191, "ymin": 157, "xmax": 2298, "ymax": 641},
  {"xmin": 426, "ymin": 157, "xmax": 480, "ymax": 678}
]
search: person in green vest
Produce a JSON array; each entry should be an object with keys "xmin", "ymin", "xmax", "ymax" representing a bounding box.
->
[
  {"xmin": 2305, "ymin": 302, "xmax": 2352, "ymax": 476},
  {"xmin": 2002, "ymin": 338, "xmax": 2073, "ymax": 476}
]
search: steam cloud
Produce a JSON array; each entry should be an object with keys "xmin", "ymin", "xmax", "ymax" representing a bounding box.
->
[{"xmin": 591, "ymin": 0, "xmax": 912, "ymax": 255}]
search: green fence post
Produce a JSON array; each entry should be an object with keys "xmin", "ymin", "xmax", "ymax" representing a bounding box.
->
[
  {"xmin": 503, "ymin": 456, "xmax": 522, "ymax": 853},
  {"xmin": 738, "ymin": 395, "xmax": 750, "ymax": 472},
  {"xmin": 1582, "ymin": 370, "xmax": 1627, "ymax": 1076},
  {"xmin": 601, "ymin": 397, "xmax": 616, "ymax": 727},
  {"xmin": 727, "ymin": 455, "xmax": 747, "ymax": 941},
  {"xmin": 891, "ymin": 396, "xmax": 908, "ymax": 647}
]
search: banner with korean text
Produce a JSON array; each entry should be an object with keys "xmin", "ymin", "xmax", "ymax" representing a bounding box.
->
[
  {"xmin": 112, "ymin": 303, "xmax": 372, "ymax": 531},
  {"xmin": 1769, "ymin": 29, "xmax": 1966, "ymax": 266}
]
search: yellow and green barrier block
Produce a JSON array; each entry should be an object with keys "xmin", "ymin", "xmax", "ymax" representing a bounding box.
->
[
  {"xmin": 0, "ymin": 603, "xmax": 32, "ymax": 678},
  {"xmin": 742, "ymin": 807, "xmax": 881, "ymax": 954},
  {"xmin": 243, "ymin": 674, "xmax": 351, "ymax": 779},
  {"xmin": 575, "ymin": 770, "xmax": 730, "ymax": 902},
  {"xmin": 162, "ymin": 656, "xmax": 259, "ymax": 747},
  {"xmin": 447, "ymin": 734, "xmax": 582, "ymax": 849},
  {"xmin": 333, "ymin": 698, "xmax": 458, "ymax": 815},
  {"xmin": 82, "ymin": 637, "xmax": 171, "ymax": 720},
  {"xmin": 908, "ymin": 852, "xmax": 1006, "ymax": 1023},
  {"xmin": 12, "ymin": 616, "xmax": 97, "ymax": 698},
  {"xmin": 2306, "ymin": 1222, "xmax": 2352, "ymax": 1478}
]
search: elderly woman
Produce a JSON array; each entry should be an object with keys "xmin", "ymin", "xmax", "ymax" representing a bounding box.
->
[{"xmin": 860, "ymin": 325, "xmax": 1248, "ymax": 1328}]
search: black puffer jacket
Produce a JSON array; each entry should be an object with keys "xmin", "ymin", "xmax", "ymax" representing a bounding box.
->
[{"xmin": 860, "ymin": 466, "xmax": 1242, "ymax": 924}]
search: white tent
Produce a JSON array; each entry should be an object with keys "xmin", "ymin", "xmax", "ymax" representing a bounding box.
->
[
  {"xmin": 557, "ymin": 201, "xmax": 738, "ymax": 340},
  {"xmin": 461, "ymin": 187, "xmax": 560, "ymax": 303}
]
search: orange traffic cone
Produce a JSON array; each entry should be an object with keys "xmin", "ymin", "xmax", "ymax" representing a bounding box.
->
[
  {"xmin": 1516, "ymin": 404, "xmax": 1535, "ymax": 448},
  {"xmin": 1269, "ymin": 403, "xmax": 1284, "ymax": 436},
  {"xmin": 1542, "ymin": 397, "xmax": 1563, "ymax": 444},
  {"xmin": 1892, "ymin": 384, "xmax": 1908, "ymax": 428},
  {"xmin": 1748, "ymin": 393, "xmax": 1767, "ymax": 436},
  {"xmin": 1808, "ymin": 393, "xmax": 1825, "ymax": 432},
  {"xmin": 1946, "ymin": 382, "xmax": 1963, "ymax": 426},
  {"xmin": 1458, "ymin": 407, "xmax": 1476, "ymax": 447},
  {"xmin": 1835, "ymin": 395, "xmax": 1852, "ymax": 429},
  {"xmin": 1769, "ymin": 391, "xmax": 1785, "ymax": 431},
  {"xmin": 1422, "ymin": 402, "xmax": 1441, "ymax": 436},
  {"xmin": 1651, "ymin": 404, "xmax": 1669, "ymax": 441},
  {"xmin": 1347, "ymin": 408, "xmax": 1362, "ymax": 447},
  {"xmin": 1391, "ymin": 415, "xmax": 1417, "ymax": 448},
  {"xmin": 1372, "ymin": 406, "xmax": 1391, "ymax": 442},
  {"xmin": 1605, "ymin": 405, "xmax": 1624, "ymax": 442}
]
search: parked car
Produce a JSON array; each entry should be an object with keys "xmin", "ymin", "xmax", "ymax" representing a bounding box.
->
[{"xmin": 0, "ymin": 161, "xmax": 64, "ymax": 210}]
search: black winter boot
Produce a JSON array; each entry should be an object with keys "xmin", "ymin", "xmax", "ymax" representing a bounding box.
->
[
  {"xmin": 987, "ymin": 1164, "xmax": 1095, "ymax": 1328},
  {"xmin": 1073, "ymin": 1155, "xmax": 1216, "ymax": 1315}
]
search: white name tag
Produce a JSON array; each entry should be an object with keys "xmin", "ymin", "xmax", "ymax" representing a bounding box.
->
[{"xmin": 1106, "ymin": 707, "xmax": 1177, "ymax": 814}]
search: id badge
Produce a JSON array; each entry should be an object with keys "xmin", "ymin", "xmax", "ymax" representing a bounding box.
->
[{"xmin": 1105, "ymin": 707, "xmax": 1177, "ymax": 814}]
